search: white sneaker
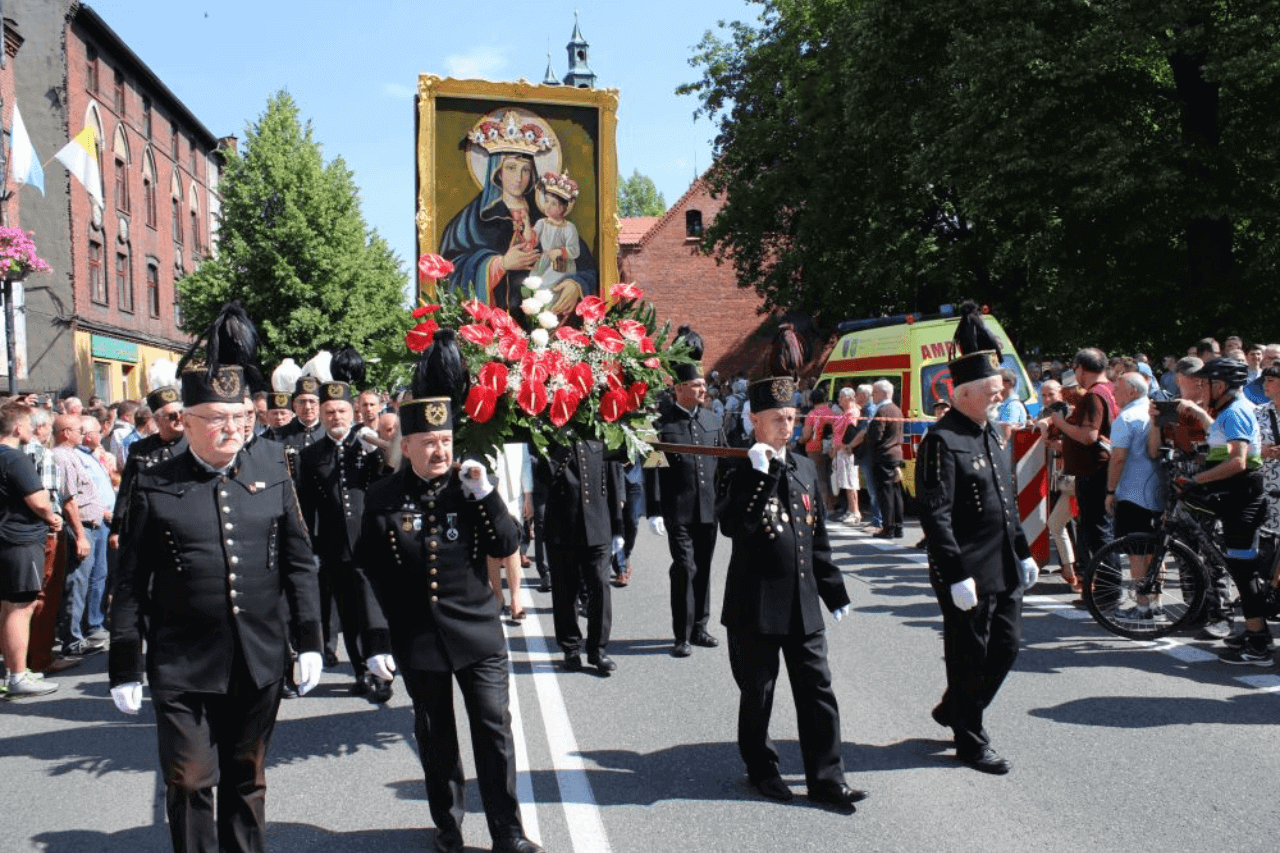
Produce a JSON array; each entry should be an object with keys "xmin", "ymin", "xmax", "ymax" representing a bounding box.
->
[{"xmin": 5, "ymin": 671, "xmax": 58, "ymax": 699}]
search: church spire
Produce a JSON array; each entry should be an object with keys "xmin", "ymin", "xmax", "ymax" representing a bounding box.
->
[
  {"xmin": 542, "ymin": 51, "xmax": 560, "ymax": 86},
  {"xmin": 562, "ymin": 10, "xmax": 596, "ymax": 89}
]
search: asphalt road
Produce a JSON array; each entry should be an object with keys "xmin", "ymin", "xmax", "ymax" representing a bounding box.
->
[{"xmin": 4, "ymin": 518, "xmax": 1280, "ymax": 853}]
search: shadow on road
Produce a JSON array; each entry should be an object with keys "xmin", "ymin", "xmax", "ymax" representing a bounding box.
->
[{"xmin": 32, "ymin": 823, "xmax": 435, "ymax": 852}]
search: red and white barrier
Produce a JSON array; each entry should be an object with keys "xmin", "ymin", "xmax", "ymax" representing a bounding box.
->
[{"xmin": 1013, "ymin": 430, "xmax": 1050, "ymax": 566}]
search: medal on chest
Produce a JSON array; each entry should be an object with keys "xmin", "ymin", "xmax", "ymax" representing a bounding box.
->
[{"xmin": 445, "ymin": 512, "xmax": 459, "ymax": 541}]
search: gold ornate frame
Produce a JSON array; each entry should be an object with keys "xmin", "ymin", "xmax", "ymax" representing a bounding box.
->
[{"xmin": 415, "ymin": 75, "xmax": 620, "ymax": 302}]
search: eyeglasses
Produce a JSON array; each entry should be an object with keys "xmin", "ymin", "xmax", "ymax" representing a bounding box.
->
[
  {"xmin": 162, "ymin": 411, "xmax": 183, "ymax": 423},
  {"xmin": 185, "ymin": 412, "xmax": 250, "ymax": 429}
]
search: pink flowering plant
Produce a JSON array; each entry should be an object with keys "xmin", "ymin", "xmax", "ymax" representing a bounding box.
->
[
  {"xmin": 408, "ymin": 253, "xmax": 695, "ymax": 460},
  {"xmin": 0, "ymin": 227, "xmax": 51, "ymax": 278}
]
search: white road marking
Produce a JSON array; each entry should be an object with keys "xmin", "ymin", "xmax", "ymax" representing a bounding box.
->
[{"xmin": 504, "ymin": 606, "xmax": 541, "ymax": 846}]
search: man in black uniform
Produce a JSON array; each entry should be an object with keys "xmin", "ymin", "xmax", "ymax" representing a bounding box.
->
[
  {"xmin": 718, "ymin": 376, "xmax": 867, "ymax": 810},
  {"xmin": 108, "ymin": 371, "xmax": 187, "ymax": 551},
  {"xmin": 915, "ymin": 314, "xmax": 1038, "ymax": 776},
  {"xmin": 274, "ymin": 369, "xmax": 325, "ymax": 459},
  {"xmin": 354, "ymin": 330, "xmax": 543, "ymax": 853},
  {"xmin": 646, "ymin": 327, "xmax": 726, "ymax": 656},
  {"xmin": 108, "ymin": 303, "xmax": 323, "ymax": 853},
  {"xmin": 539, "ymin": 438, "xmax": 624, "ymax": 674},
  {"xmin": 296, "ymin": 352, "xmax": 391, "ymax": 701}
]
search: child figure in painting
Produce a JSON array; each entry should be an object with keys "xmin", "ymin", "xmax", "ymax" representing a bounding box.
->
[{"xmin": 531, "ymin": 171, "xmax": 581, "ymax": 291}]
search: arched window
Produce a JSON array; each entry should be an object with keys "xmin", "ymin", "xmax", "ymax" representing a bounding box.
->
[
  {"xmin": 113, "ymin": 125, "xmax": 130, "ymax": 214},
  {"xmin": 84, "ymin": 104, "xmax": 106, "ymax": 205},
  {"xmin": 171, "ymin": 172, "xmax": 183, "ymax": 244},
  {"xmin": 142, "ymin": 149, "xmax": 157, "ymax": 228},
  {"xmin": 189, "ymin": 182, "xmax": 202, "ymax": 255}
]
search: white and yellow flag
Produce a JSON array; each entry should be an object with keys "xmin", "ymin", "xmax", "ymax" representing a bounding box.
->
[{"xmin": 54, "ymin": 125, "xmax": 104, "ymax": 209}]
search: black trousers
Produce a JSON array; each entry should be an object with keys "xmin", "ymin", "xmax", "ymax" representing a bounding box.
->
[
  {"xmin": 401, "ymin": 657, "xmax": 523, "ymax": 845},
  {"xmin": 1074, "ymin": 469, "xmax": 1112, "ymax": 571},
  {"xmin": 319, "ymin": 558, "xmax": 367, "ymax": 677},
  {"xmin": 151, "ymin": 657, "xmax": 283, "ymax": 853},
  {"xmin": 726, "ymin": 628, "xmax": 845, "ymax": 789},
  {"xmin": 548, "ymin": 542, "xmax": 611, "ymax": 656},
  {"xmin": 530, "ymin": 484, "xmax": 550, "ymax": 582},
  {"xmin": 930, "ymin": 578, "xmax": 1023, "ymax": 757},
  {"xmin": 871, "ymin": 458, "xmax": 904, "ymax": 533},
  {"xmin": 667, "ymin": 521, "xmax": 717, "ymax": 642}
]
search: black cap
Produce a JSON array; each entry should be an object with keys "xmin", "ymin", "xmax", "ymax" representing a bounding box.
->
[
  {"xmin": 181, "ymin": 366, "xmax": 247, "ymax": 406},
  {"xmin": 319, "ymin": 381, "xmax": 354, "ymax": 405},
  {"xmin": 673, "ymin": 325, "xmax": 704, "ymax": 384},
  {"xmin": 176, "ymin": 301, "xmax": 259, "ymax": 407},
  {"xmin": 267, "ymin": 391, "xmax": 292, "ymax": 411},
  {"xmin": 748, "ymin": 376, "xmax": 797, "ymax": 413},
  {"xmin": 146, "ymin": 386, "xmax": 181, "ymax": 411},
  {"xmin": 294, "ymin": 375, "xmax": 321, "ymax": 400},
  {"xmin": 949, "ymin": 351, "xmax": 1003, "ymax": 387}
]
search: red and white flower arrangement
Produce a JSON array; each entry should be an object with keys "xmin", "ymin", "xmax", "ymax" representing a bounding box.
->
[{"xmin": 407, "ymin": 253, "xmax": 694, "ymax": 459}]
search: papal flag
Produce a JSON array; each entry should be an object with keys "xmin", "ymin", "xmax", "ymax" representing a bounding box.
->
[
  {"xmin": 9, "ymin": 102, "xmax": 44, "ymax": 195},
  {"xmin": 54, "ymin": 124, "xmax": 103, "ymax": 209}
]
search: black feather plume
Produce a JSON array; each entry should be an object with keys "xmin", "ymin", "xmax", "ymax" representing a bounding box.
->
[
  {"xmin": 952, "ymin": 300, "xmax": 1001, "ymax": 358},
  {"xmin": 177, "ymin": 300, "xmax": 259, "ymax": 378},
  {"xmin": 331, "ymin": 347, "xmax": 367, "ymax": 386},
  {"xmin": 413, "ymin": 329, "xmax": 469, "ymax": 405},
  {"xmin": 676, "ymin": 325, "xmax": 704, "ymax": 360}
]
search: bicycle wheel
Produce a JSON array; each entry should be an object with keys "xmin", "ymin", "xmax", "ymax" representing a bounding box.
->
[{"xmin": 1083, "ymin": 533, "xmax": 1208, "ymax": 640}]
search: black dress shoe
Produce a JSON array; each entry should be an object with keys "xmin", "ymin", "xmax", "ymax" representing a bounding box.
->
[
  {"xmin": 322, "ymin": 649, "xmax": 339, "ymax": 668},
  {"xmin": 368, "ymin": 676, "xmax": 393, "ymax": 704},
  {"xmin": 587, "ymin": 653, "xmax": 616, "ymax": 674},
  {"xmin": 753, "ymin": 776, "xmax": 793, "ymax": 802},
  {"xmin": 537, "ymin": 577, "xmax": 552, "ymax": 593},
  {"xmin": 690, "ymin": 630, "xmax": 719, "ymax": 648},
  {"xmin": 809, "ymin": 782, "xmax": 868, "ymax": 809},
  {"xmin": 281, "ymin": 680, "xmax": 299, "ymax": 700},
  {"xmin": 873, "ymin": 529, "xmax": 895, "ymax": 539},
  {"xmin": 931, "ymin": 702, "xmax": 951, "ymax": 728},
  {"xmin": 563, "ymin": 652, "xmax": 583, "ymax": 671},
  {"xmin": 351, "ymin": 674, "xmax": 371, "ymax": 696},
  {"xmin": 493, "ymin": 836, "xmax": 545, "ymax": 853},
  {"xmin": 432, "ymin": 828, "xmax": 463, "ymax": 853},
  {"xmin": 672, "ymin": 641, "xmax": 693, "ymax": 658},
  {"xmin": 959, "ymin": 747, "xmax": 1011, "ymax": 775}
]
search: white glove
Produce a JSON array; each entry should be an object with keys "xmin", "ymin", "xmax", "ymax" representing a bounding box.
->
[
  {"xmin": 357, "ymin": 425, "xmax": 379, "ymax": 452},
  {"xmin": 950, "ymin": 578, "xmax": 979, "ymax": 611},
  {"xmin": 611, "ymin": 535, "xmax": 625, "ymax": 556},
  {"xmin": 648, "ymin": 517, "xmax": 667, "ymax": 536},
  {"xmin": 110, "ymin": 682, "xmax": 143, "ymax": 714},
  {"xmin": 297, "ymin": 651, "xmax": 323, "ymax": 695},
  {"xmin": 1020, "ymin": 556, "xmax": 1040, "ymax": 590},
  {"xmin": 366, "ymin": 654, "xmax": 397, "ymax": 682},
  {"xmin": 458, "ymin": 460, "xmax": 494, "ymax": 500},
  {"xmin": 748, "ymin": 442, "xmax": 776, "ymax": 473},
  {"xmin": 832, "ymin": 605, "xmax": 850, "ymax": 623}
]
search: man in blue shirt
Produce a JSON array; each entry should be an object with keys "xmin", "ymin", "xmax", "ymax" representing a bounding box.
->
[{"xmin": 1104, "ymin": 373, "xmax": 1162, "ymax": 620}]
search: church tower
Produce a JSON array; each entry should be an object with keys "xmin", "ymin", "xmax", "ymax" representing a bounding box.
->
[
  {"xmin": 542, "ymin": 52, "xmax": 560, "ymax": 86},
  {"xmin": 562, "ymin": 12, "xmax": 596, "ymax": 89}
]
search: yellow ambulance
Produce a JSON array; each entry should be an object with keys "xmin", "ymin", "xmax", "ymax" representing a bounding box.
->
[{"xmin": 813, "ymin": 306, "xmax": 1036, "ymax": 494}]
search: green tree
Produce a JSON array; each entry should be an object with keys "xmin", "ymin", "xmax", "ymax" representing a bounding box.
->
[
  {"xmin": 616, "ymin": 169, "xmax": 667, "ymax": 217},
  {"xmin": 680, "ymin": 0, "xmax": 1280, "ymax": 355},
  {"xmin": 179, "ymin": 91, "xmax": 410, "ymax": 388}
]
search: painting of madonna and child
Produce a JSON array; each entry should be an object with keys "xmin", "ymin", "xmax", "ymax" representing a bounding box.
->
[{"xmin": 417, "ymin": 78, "xmax": 620, "ymax": 322}]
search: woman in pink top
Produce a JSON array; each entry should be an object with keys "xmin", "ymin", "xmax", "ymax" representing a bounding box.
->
[
  {"xmin": 829, "ymin": 387, "xmax": 862, "ymax": 523},
  {"xmin": 799, "ymin": 387, "xmax": 839, "ymax": 511}
]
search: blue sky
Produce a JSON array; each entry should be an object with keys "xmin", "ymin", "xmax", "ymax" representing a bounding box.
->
[{"xmin": 88, "ymin": 0, "xmax": 760, "ymax": 283}]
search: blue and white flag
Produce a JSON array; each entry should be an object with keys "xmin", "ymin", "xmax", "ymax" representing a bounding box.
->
[{"xmin": 9, "ymin": 102, "xmax": 44, "ymax": 195}]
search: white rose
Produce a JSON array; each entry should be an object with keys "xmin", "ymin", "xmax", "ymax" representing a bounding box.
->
[
  {"xmin": 530, "ymin": 328, "xmax": 550, "ymax": 348},
  {"xmin": 537, "ymin": 310, "xmax": 559, "ymax": 329},
  {"xmin": 520, "ymin": 297, "xmax": 542, "ymax": 316},
  {"xmin": 534, "ymin": 287, "xmax": 556, "ymax": 305},
  {"xmin": 524, "ymin": 276, "xmax": 543, "ymax": 289}
]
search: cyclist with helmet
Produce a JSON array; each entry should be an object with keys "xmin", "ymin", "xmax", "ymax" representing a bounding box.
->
[{"xmin": 1172, "ymin": 357, "xmax": 1273, "ymax": 665}]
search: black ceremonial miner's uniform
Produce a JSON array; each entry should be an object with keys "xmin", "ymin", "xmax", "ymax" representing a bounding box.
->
[
  {"xmin": 108, "ymin": 447, "xmax": 323, "ymax": 853},
  {"xmin": 538, "ymin": 439, "xmax": 624, "ymax": 660},
  {"xmin": 109, "ymin": 432, "xmax": 188, "ymax": 539},
  {"xmin": 273, "ymin": 418, "xmax": 325, "ymax": 477},
  {"xmin": 297, "ymin": 430, "xmax": 387, "ymax": 678},
  {"xmin": 914, "ymin": 409, "xmax": 1030, "ymax": 759},
  {"xmin": 354, "ymin": 468, "xmax": 527, "ymax": 848},
  {"xmin": 717, "ymin": 451, "xmax": 852, "ymax": 790},
  {"xmin": 646, "ymin": 404, "xmax": 726, "ymax": 644}
]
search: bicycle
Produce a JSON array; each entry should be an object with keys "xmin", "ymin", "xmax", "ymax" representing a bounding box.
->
[{"xmin": 1082, "ymin": 452, "xmax": 1277, "ymax": 640}]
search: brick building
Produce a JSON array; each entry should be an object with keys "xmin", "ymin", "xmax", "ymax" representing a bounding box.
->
[
  {"xmin": 5, "ymin": 2, "xmax": 229, "ymax": 401},
  {"xmin": 618, "ymin": 179, "xmax": 771, "ymax": 379}
]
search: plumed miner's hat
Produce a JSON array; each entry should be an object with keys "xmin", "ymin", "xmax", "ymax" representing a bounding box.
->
[
  {"xmin": 294, "ymin": 351, "xmax": 330, "ymax": 401},
  {"xmin": 145, "ymin": 358, "xmax": 181, "ymax": 412},
  {"xmin": 748, "ymin": 376, "xmax": 798, "ymax": 413},
  {"xmin": 176, "ymin": 300, "xmax": 259, "ymax": 406},
  {"xmin": 400, "ymin": 329, "xmax": 469, "ymax": 436},
  {"xmin": 673, "ymin": 325, "xmax": 704, "ymax": 384},
  {"xmin": 269, "ymin": 359, "xmax": 300, "ymax": 411},
  {"xmin": 948, "ymin": 300, "xmax": 1003, "ymax": 387},
  {"xmin": 319, "ymin": 347, "xmax": 366, "ymax": 406}
]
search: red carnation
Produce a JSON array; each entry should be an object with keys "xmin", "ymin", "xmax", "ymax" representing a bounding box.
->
[
  {"xmin": 611, "ymin": 282, "xmax": 643, "ymax": 301},
  {"xmin": 405, "ymin": 319, "xmax": 438, "ymax": 353},
  {"xmin": 617, "ymin": 319, "xmax": 647, "ymax": 341},
  {"xmin": 478, "ymin": 361, "xmax": 508, "ymax": 394},
  {"xmin": 627, "ymin": 381, "xmax": 648, "ymax": 410},
  {"xmin": 465, "ymin": 386, "xmax": 498, "ymax": 423},
  {"xmin": 459, "ymin": 323, "xmax": 495, "ymax": 347},
  {"xmin": 418, "ymin": 253, "xmax": 454, "ymax": 281},
  {"xmin": 412, "ymin": 304, "xmax": 441, "ymax": 319},
  {"xmin": 567, "ymin": 363, "xmax": 594, "ymax": 398},
  {"xmin": 575, "ymin": 295, "xmax": 607, "ymax": 324},
  {"xmin": 549, "ymin": 387, "xmax": 582, "ymax": 428},
  {"xmin": 497, "ymin": 332, "xmax": 528, "ymax": 362},
  {"xmin": 600, "ymin": 388, "xmax": 630, "ymax": 423},
  {"xmin": 555, "ymin": 326, "xmax": 591, "ymax": 348},
  {"xmin": 593, "ymin": 325, "xmax": 626, "ymax": 355},
  {"xmin": 461, "ymin": 298, "xmax": 492, "ymax": 323},
  {"xmin": 517, "ymin": 378, "xmax": 548, "ymax": 415}
]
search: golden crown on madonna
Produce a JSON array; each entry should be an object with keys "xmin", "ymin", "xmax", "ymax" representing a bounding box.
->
[{"xmin": 467, "ymin": 110, "xmax": 556, "ymax": 156}]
